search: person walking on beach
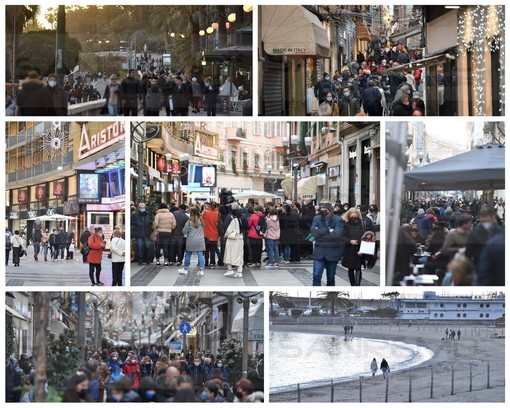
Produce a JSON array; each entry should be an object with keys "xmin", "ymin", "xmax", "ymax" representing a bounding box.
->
[
  {"xmin": 457, "ymin": 329, "xmax": 461, "ymax": 340},
  {"xmin": 370, "ymin": 358, "xmax": 378, "ymax": 377},
  {"xmin": 380, "ymin": 358, "xmax": 390, "ymax": 379}
]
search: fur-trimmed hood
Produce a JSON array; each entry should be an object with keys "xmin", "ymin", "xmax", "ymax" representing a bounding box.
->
[{"xmin": 20, "ymin": 77, "xmax": 46, "ymax": 91}]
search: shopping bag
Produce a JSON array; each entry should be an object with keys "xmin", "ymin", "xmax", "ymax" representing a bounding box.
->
[{"xmin": 359, "ymin": 241, "xmax": 376, "ymax": 255}]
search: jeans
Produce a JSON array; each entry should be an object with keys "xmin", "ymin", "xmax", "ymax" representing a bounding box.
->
[
  {"xmin": 157, "ymin": 232, "xmax": 172, "ymax": 260},
  {"xmin": 43, "ymin": 245, "xmax": 50, "ymax": 259},
  {"xmin": 51, "ymin": 245, "xmax": 58, "ymax": 260},
  {"xmin": 136, "ymin": 236, "xmax": 152, "ymax": 262},
  {"xmin": 6, "ymin": 248, "xmax": 10, "ymax": 265},
  {"xmin": 266, "ymin": 239, "xmax": 279, "ymax": 264},
  {"xmin": 206, "ymin": 241, "xmax": 220, "ymax": 265},
  {"xmin": 283, "ymin": 245, "xmax": 291, "ymax": 261},
  {"xmin": 108, "ymin": 105, "xmax": 118, "ymax": 116},
  {"xmin": 184, "ymin": 251, "xmax": 205, "ymax": 269},
  {"xmin": 312, "ymin": 259, "xmax": 338, "ymax": 286},
  {"xmin": 33, "ymin": 242, "xmax": 41, "ymax": 258}
]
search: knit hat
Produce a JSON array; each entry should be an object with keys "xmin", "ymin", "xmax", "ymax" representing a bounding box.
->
[
  {"xmin": 319, "ymin": 202, "xmax": 334, "ymax": 212},
  {"xmin": 417, "ymin": 208, "xmax": 425, "ymax": 215}
]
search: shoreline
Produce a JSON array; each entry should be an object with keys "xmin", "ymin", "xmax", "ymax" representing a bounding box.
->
[{"xmin": 270, "ymin": 324, "xmax": 505, "ymax": 402}]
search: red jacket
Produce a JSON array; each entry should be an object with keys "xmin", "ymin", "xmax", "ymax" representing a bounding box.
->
[
  {"xmin": 122, "ymin": 362, "xmax": 141, "ymax": 387},
  {"xmin": 202, "ymin": 209, "xmax": 220, "ymax": 241},
  {"xmin": 247, "ymin": 212, "xmax": 265, "ymax": 239},
  {"xmin": 87, "ymin": 233, "xmax": 104, "ymax": 264}
]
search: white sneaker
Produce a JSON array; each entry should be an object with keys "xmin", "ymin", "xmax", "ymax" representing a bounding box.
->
[
  {"xmin": 234, "ymin": 273, "xmax": 243, "ymax": 278},
  {"xmin": 224, "ymin": 270, "xmax": 235, "ymax": 277},
  {"xmin": 178, "ymin": 268, "xmax": 188, "ymax": 275},
  {"xmin": 197, "ymin": 270, "xmax": 204, "ymax": 276}
]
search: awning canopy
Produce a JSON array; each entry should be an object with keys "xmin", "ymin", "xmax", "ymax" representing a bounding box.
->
[
  {"xmin": 231, "ymin": 299, "xmax": 264, "ymax": 337},
  {"xmin": 281, "ymin": 175, "xmax": 325, "ymax": 199},
  {"xmin": 404, "ymin": 143, "xmax": 505, "ymax": 191},
  {"xmin": 383, "ymin": 49, "xmax": 455, "ymax": 73},
  {"xmin": 233, "ymin": 190, "xmax": 279, "ymax": 199},
  {"xmin": 261, "ymin": 5, "xmax": 330, "ymax": 58}
]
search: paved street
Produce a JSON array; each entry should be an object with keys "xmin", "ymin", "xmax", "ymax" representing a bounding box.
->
[
  {"xmin": 6, "ymin": 247, "xmax": 121, "ymax": 287},
  {"xmin": 131, "ymin": 256, "xmax": 380, "ymax": 287}
]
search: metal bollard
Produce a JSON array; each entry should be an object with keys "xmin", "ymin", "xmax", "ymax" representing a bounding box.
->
[
  {"xmin": 451, "ymin": 366, "xmax": 455, "ymax": 395},
  {"xmin": 359, "ymin": 376, "xmax": 362, "ymax": 403},
  {"xmin": 487, "ymin": 361, "xmax": 491, "ymax": 389},
  {"xmin": 469, "ymin": 362, "xmax": 473, "ymax": 391},
  {"xmin": 430, "ymin": 367, "xmax": 434, "ymax": 399},
  {"xmin": 330, "ymin": 379, "xmax": 334, "ymax": 402},
  {"xmin": 297, "ymin": 383, "xmax": 301, "ymax": 402},
  {"xmin": 409, "ymin": 377, "xmax": 412, "ymax": 402},
  {"xmin": 385, "ymin": 376, "xmax": 389, "ymax": 403}
]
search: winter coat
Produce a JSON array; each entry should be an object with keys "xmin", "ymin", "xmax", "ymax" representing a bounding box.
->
[
  {"xmin": 223, "ymin": 218, "xmax": 244, "ymax": 266},
  {"xmin": 140, "ymin": 361, "xmax": 153, "ymax": 377},
  {"xmin": 392, "ymin": 101, "xmax": 412, "ymax": 116},
  {"xmin": 171, "ymin": 82, "xmax": 192, "ymax": 109},
  {"xmin": 153, "ymin": 208, "xmax": 177, "ymax": 233},
  {"xmin": 247, "ymin": 212, "xmax": 265, "ymax": 239},
  {"xmin": 103, "ymin": 83, "xmax": 124, "ymax": 108},
  {"xmin": 465, "ymin": 223, "xmax": 503, "ymax": 269},
  {"xmin": 153, "ymin": 361, "xmax": 169, "ymax": 380},
  {"xmin": 203, "ymin": 209, "xmax": 221, "ymax": 241},
  {"xmin": 340, "ymin": 219, "xmax": 366, "ymax": 269},
  {"xmin": 311, "ymin": 214, "xmax": 345, "ymax": 261},
  {"xmin": 314, "ymin": 79, "xmax": 335, "ymax": 103},
  {"xmin": 189, "ymin": 364, "xmax": 206, "ymax": 387},
  {"xmin": 97, "ymin": 362, "xmax": 111, "ymax": 390},
  {"xmin": 110, "ymin": 236, "xmax": 125, "ymax": 263},
  {"xmin": 121, "ymin": 76, "xmax": 142, "ymax": 104},
  {"xmin": 131, "ymin": 210, "xmax": 154, "ymax": 239},
  {"xmin": 279, "ymin": 211, "xmax": 301, "ymax": 245},
  {"xmin": 265, "ymin": 216, "xmax": 280, "ymax": 240},
  {"xmin": 202, "ymin": 84, "xmax": 219, "ymax": 108},
  {"xmin": 172, "ymin": 211, "xmax": 189, "ymax": 237},
  {"xmin": 17, "ymin": 78, "xmax": 47, "ymax": 116},
  {"xmin": 45, "ymin": 85, "xmax": 68, "ymax": 115},
  {"xmin": 415, "ymin": 213, "xmax": 433, "ymax": 238},
  {"xmin": 145, "ymin": 87, "xmax": 164, "ymax": 111},
  {"xmin": 122, "ymin": 362, "xmax": 141, "ymax": 388},
  {"xmin": 183, "ymin": 221, "xmax": 206, "ymax": 252},
  {"xmin": 338, "ymin": 95, "xmax": 361, "ymax": 116},
  {"xmin": 363, "ymin": 87, "xmax": 383, "ymax": 116},
  {"xmin": 87, "ymin": 233, "xmax": 104, "ymax": 264},
  {"xmin": 371, "ymin": 359, "xmax": 378, "ymax": 373},
  {"xmin": 191, "ymin": 81, "xmax": 202, "ymax": 97},
  {"xmin": 475, "ymin": 231, "xmax": 505, "ymax": 286}
]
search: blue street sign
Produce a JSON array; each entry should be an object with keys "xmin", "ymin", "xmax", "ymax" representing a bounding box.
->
[
  {"xmin": 179, "ymin": 322, "xmax": 192, "ymax": 334},
  {"xmin": 71, "ymin": 304, "xmax": 78, "ymax": 312}
]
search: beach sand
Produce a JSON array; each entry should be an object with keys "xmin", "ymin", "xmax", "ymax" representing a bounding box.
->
[{"xmin": 270, "ymin": 323, "xmax": 505, "ymax": 402}]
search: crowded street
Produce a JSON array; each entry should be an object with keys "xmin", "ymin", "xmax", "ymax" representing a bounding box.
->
[{"xmin": 6, "ymin": 291, "xmax": 264, "ymax": 402}]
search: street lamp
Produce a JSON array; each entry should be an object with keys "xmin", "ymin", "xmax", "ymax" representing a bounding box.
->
[
  {"xmin": 237, "ymin": 292, "xmax": 262, "ymax": 378},
  {"xmin": 132, "ymin": 122, "xmax": 162, "ymax": 202},
  {"xmin": 90, "ymin": 294, "xmax": 114, "ymax": 353},
  {"xmin": 282, "ymin": 133, "xmax": 312, "ymax": 202}
]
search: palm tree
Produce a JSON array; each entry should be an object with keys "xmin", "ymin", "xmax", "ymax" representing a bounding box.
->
[
  {"xmin": 269, "ymin": 291, "xmax": 294, "ymax": 317},
  {"xmin": 316, "ymin": 291, "xmax": 353, "ymax": 316},
  {"xmin": 6, "ymin": 5, "xmax": 40, "ymax": 82}
]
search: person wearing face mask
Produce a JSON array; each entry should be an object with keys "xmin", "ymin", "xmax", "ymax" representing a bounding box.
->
[
  {"xmin": 44, "ymin": 73, "xmax": 68, "ymax": 115},
  {"xmin": 234, "ymin": 378, "xmax": 263, "ymax": 402},
  {"xmin": 140, "ymin": 356, "xmax": 154, "ymax": 378},
  {"xmin": 189, "ymin": 357, "xmax": 206, "ymax": 396},
  {"xmin": 314, "ymin": 72, "xmax": 334, "ymax": 105},
  {"xmin": 138, "ymin": 377, "xmax": 158, "ymax": 402},
  {"xmin": 310, "ymin": 202, "xmax": 345, "ymax": 286},
  {"xmin": 131, "ymin": 203, "xmax": 155, "ymax": 266},
  {"xmin": 264, "ymin": 208, "xmax": 281, "ymax": 267},
  {"xmin": 62, "ymin": 370, "xmax": 93, "ymax": 402},
  {"xmin": 122, "ymin": 355, "xmax": 141, "ymax": 388},
  {"xmin": 392, "ymin": 93, "xmax": 412, "ymax": 116},
  {"xmin": 338, "ymin": 86, "xmax": 361, "ymax": 116},
  {"xmin": 341, "ymin": 208, "xmax": 368, "ymax": 286},
  {"xmin": 319, "ymin": 92, "xmax": 339, "ymax": 116}
]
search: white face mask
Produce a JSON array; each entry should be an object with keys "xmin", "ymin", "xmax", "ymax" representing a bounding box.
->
[
  {"xmin": 48, "ymin": 80, "xmax": 57, "ymax": 88},
  {"xmin": 194, "ymin": 362, "xmax": 200, "ymax": 366},
  {"xmin": 131, "ymin": 359, "xmax": 136, "ymax": 364}
]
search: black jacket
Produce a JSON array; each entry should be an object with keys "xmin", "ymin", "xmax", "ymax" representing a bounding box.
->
[
  {"xmin": 341, "ymin": 219, "xmax": 366, "ymax": 269},
  {"xmin": 131, "ymin": 210, "xmax": 154, "ymax": 239},
  {"xmin": 363, "ymin": 87, "xmax": 383, "ymax": 116},
  {"xmin": 279, "ymin": 211, "xmax": 301, "ymax": 245},
  {"xmin": 17, "ymin": 78, "xmax": 47, "ymax": 116},
  {"xmin": 171, "ymin": 82, "xmax": 192, "ymax": 109}
]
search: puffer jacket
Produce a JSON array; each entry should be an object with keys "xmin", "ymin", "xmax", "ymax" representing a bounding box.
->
[{"xmin": 153, "ymin": 208, "xmax": 176, "ymax": 232}]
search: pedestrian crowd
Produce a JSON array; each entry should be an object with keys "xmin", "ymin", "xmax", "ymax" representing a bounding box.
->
[
  {"xmin": 5, "ymin": 222, "xmax": 126, "ymax": 286},
  {"xmin": 9, "ymin": 54, "xmax": 250, "ymax": 117},
  {"xmin": 6, "ymin": 346, "xmax": 264, "ymax": 403},
  {"xmin": 314, "ymin": 40, "xmax": 426, "ymax": 117},
  {"xmin": 131, "ymin": 193, "xmax": 380, "ymax": 286},
  {"xmin": 393, "ymin": 196, "xmax": 505, "ymax": 286}
]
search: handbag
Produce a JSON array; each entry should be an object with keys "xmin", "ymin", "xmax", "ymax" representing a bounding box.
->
[
  {"xmin": 69, "ymin": 243, "xmax": 75, "ymax": 252},
  {"xmin": 81, "ymin": 244, "xmax": 90, "ymax": 256},
  {"xmin": 150, "ymin": 230, "xmax": 159, "ymax": 242}
]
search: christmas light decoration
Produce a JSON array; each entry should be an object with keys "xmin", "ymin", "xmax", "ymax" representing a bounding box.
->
[{"xmin": 457, "ymin": 5, "xmax": 505, "ymax": 115}]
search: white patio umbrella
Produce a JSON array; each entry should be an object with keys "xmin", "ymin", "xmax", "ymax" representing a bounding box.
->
[{"xmin": 233, "ymin": 190, "xmax": 279, "ymax": 199}]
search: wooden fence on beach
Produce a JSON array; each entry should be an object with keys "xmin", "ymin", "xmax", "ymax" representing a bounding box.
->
[{"xmin": 270, "ymin": 360, "xmax": 504, "ymax": 403}]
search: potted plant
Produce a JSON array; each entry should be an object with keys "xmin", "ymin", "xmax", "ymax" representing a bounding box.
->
[{"xmin": 231, "ymin": 157, "xmax": 237, "ymax": 175}]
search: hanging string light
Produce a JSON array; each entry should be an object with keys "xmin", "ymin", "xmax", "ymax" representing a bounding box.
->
[
  {"xmin": 457, "ymin": 5, "xmax": 505, "ymax": 115},
  {"xmin": 243, "ymin": 5, "xmax": 253, "ymax": 13},
  {"xmin": 206, "ymin": 27, "xmax": 214, "ymax": 34}
]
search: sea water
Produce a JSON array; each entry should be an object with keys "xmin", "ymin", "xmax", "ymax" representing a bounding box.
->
[{"xmin": 270, "ymin": 331, "xmax": 434, "ymax": 392}]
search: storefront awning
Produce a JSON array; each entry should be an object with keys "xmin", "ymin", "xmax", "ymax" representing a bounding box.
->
[
  {"xmin": 281, "ymin": 175, "xmax": 326, "ymax": 199},
  {"xmin": 261, "ymin": 5, "xmax": 330, "ymax": 58},
  {"xmin": 383, "ymin": 50, "xmax": 455, "ymax": 73},
  {"xmin": 6, "ymin": 305, "xmax": 27, "ymax": 321}
]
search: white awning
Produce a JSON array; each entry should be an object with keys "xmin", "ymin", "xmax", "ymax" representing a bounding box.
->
[
  {"xmin": 261, "ymin": 5, "xmax": 330, "ymax": 58},
  {"xmin": 281, "ymin": 175, "xmax": 325, "ymax": 199},
  {"xmin": 231, "ymin": 299, "xmax": 264, "ymax": 334}
]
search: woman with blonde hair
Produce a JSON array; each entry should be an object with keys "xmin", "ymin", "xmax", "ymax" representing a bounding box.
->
[
  {"xmin": 110, "ymin": 229, "xmax": 125, "ymax": 286},
  {"xmin": 341, "ymin": 208, "xmax": 366, "ymax": 285},
  {"xmin": 179, "ymin": 207, "xmax": 206, "ymax": 276}
]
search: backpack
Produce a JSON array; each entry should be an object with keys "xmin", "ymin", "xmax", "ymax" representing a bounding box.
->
[{"xmin": 255, "ymin": 216, "xmax": 267, "ymax": 237}]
